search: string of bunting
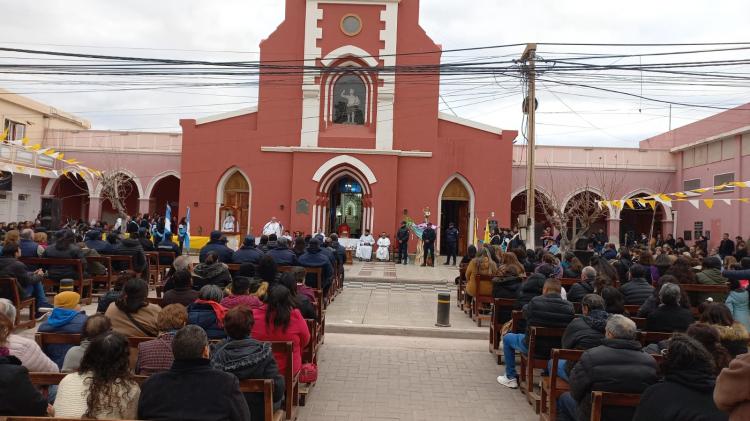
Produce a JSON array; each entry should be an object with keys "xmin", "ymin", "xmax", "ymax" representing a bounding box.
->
[
  {"xmin": 0, "ymin": 129, "xmax": 102, "ymax": 180},
  {"xmin": 597, "ymin": 180, "xmax": 750, "ymax": 210}
]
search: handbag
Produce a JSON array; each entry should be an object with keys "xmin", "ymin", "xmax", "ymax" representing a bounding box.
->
[
  {"xmin": 299, "ymin": 363, "xmax": 318, "ymax": 383},
  {"xmin": 500, "ymin": 320, "xmax": 513, "ymax": 338}
]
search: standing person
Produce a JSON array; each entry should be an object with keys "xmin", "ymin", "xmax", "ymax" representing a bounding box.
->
[
  {"xmin": 396, "ymin": 221, "xmax": 410, "ymax": 265},
  {"xmin": 719, "ymin": 233, "xmax": 736, "ymax": 260},
  {"xmin": 54, "ymin": 332, "xmax": 140, "ymax": 419},
  {"xmin": 177, "ymin": 217, "xmax": 187, "ymax": 255},
  {"xmin": 421, "ymin": 222, "xmax": 436, "ymax": 267},
  {"xmin": 262, "ymin": 217, "xmax": 283, "ymax": 237},
  {"xmin": 443, "ymin": 222, "xmax": 459, "ymax": 266},
  {"xmin": 376, "ymin": 232, "xmax": 390, "ymax": 262},
  {"xmin": 137, "ymin": 325, "xmax": 251, "ymax": 421},
  {"xmin": 725, "ymin": 277, "xmax": 750, "ymax": 332}
]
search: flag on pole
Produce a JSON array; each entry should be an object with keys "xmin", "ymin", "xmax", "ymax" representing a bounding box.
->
[
  {"xmin": 165, "ymin": 203, "xmax": 172, "ymax": 234},
  {"xmin": 474, "ymin": 217, "xmax": 479, "ymax": 246},
  {"xmin": 483, "ymin": 219, "xmax": 490, "ymax": 244},
  {"xmin": 183, "ymin": 207, "xmax": 191, "ymax": 251}
]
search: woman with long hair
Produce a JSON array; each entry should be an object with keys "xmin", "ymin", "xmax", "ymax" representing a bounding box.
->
[
  {"xmin": 105, "ymin": 277, "xmax": 161, "ymax": 337},
  {"xmin": 499, "ymin": 252, "xmax": 526, "ymax": 278},
  {"xmin": 54, "ymin": 332, "xmax": 140, "ymax": 419},
  {"xmin": 465, "ymin": 246, "xmax": 498, "ymax": 300},
  {"xmin": 686, "ymin": 323, "xmax": 732, "ymax": 374},
  {"xmin": 664, "ymin": 256, "xmax": 698, "ymax": 284},
  {"xmin": 699, "ymin": 302, "xmax": 749, "ymax": 357},
  {"xmin": 251, "ymin": 285, "xmax": 310, "ymax": 375}
]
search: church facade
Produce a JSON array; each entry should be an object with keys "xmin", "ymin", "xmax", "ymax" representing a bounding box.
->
[{"xmin": 178, "ymin": 0, "xmax": 517, "ymax": 254}]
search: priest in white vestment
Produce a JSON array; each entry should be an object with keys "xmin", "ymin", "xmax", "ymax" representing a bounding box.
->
[
  {"xmin": 262, "ymin": 216, "xmax": 283, "ymax": 237},
  {"xmin": 356, "ymin": 230, "xmax": 375, "ymax": 261},
  {"xmin": 376, "ymin": 233, "xmax": 390, "ymax": 261}
]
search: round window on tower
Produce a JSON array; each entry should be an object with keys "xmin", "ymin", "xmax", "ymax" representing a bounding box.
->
[{"xmin": 340, "ymin": 14, "xmax": 362, "ymax": 36}]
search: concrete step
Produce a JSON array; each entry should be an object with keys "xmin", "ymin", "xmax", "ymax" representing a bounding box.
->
[{"xmin": 327, "ymin": 322, "xmax": 488, "ymax": 340}]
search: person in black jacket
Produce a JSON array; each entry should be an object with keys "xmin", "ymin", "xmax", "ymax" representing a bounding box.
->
[
  {"xmin": 557, "ymin": 314, "xmax": 658, "ymax": 421},
  {"xmin": 719, "ymin": 233, "xmax": 735, "ymax": 260},
  {"xmin": 421, "ymin": 222, "xmax": 436, "ymax": 267},
  {"xmin": 498, "ymin": 278, "xmax": 575, "ymax": 389},
  {"xmin": 138, "ymin": 325, "xmax": 251, "ymax": 421},
  {"xmin": 633, "ymin": 334, "xmax": 727, "ymax": 421},
  {"xmin": 267, "ymin": 237, "xmax": 299, "ymax": 267},
  {"xmin": 232, "ymin": 235, "xmax": 264, "ymax": 265},
  {"xmin": 566, "ymin": 266, "xmax": 597, "ymax": 303},
  {"xmin": 211, "ymin": 306, "xmax": 285, "ymax": 421},
  {"xmin": 443, "ymin": 222, "xmax": 459, "ymax": 266},
  {"xmin": 199, "ymin": 230, "xmax": 233, "ymax": 263},
  {"xmin": 619, "ymin": 263, "xmax": 654, "ymax": 305},
  {"xmin": 562, "ymin": 294, "xmax": 607, "ymax": 351},
  {"xmin": 83, "ymin": 229, "xmax": 111, "ymax": 254},
  {"xmin": 396, "ymin": 222, "xmax": 410, "ymax": 265},
  {"xmin": 277, "ymin": 272, "xmax": 316, "ymax": 320},
  {"xmin": 157, "ymin": 231, "xmax": 180, "ymax": 266},
  {"xmin": 491, "ymin": 266, "xmax": 522, "ymax": 323},
  {"xmin": 138, "ymin": 227, "xmax": 155, "ymax": 251},
  {"xmin": 637, "ymin": 274, "xmax": 691, "ymax": 318},
  {"xmin": 646, "ymin": 282, "xmax": 695, "ymax": 333},
  {"xmin": 298, "ymin": 238, "xmax": 333, "ymax": 292},
  {"xmin": 0, "ymin": 314, "xmax": 51, "ymax": 417},
  {"xmin": 0, "ymin": 243, "xmax": 46, "ymax": 304},
  {"xmin": 108, "ymin": 231, "xmax": 147, "ymax": 276},
  {"xmin": 42, "ymin": 229, "xmax": 87, "ymax": 281}
]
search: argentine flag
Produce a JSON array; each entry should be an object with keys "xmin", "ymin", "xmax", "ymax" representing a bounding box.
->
[
  {"xmin": 183, "ymin": 207, "xmax": 191, "ymax": 251},
  {"xmin": 165, "ymin": 203, "xmax": 172, "ymax": 234}
]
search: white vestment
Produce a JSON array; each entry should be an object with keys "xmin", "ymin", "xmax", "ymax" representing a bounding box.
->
[
  {"xmin": 376, "ymin": 237, "xmax": 390, "ymax": 260},
  {"xmin": 356, "ymin": 234, "xmax": 375, "ymax": 260},
  {"xmin": 222, "ymin": 215, "xmax": 236, "ymax": 232},
  {"xmin": 262, "ymin": 221, "xmax": 282, "ymax": 237}
]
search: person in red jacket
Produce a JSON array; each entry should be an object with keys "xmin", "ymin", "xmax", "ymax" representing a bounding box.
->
[{"xmin": 251, "ymin": 285, "xmax": 310, "ymax": 375}]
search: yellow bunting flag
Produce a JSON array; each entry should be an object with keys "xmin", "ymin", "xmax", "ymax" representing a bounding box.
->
[
  {"xmin": 740, "ymin": 198, "xmax": 750, "ymax": 204},
  {"xmin": 612, "ymin": 200, "xmax": 622, "ymax": 209},
  {"xmin": 21, "ymin": 136, "xmax": 29, "ymax": 146},
  {"xmin": 731, "ymin": 181, "xmax": 748, "ymax": 188},
  {"xmin": 43, "ymin": 149, "xmax": 56, "ymax": 156},
  {"xmin": 703, "ymin": 199, "xmax": 714, "ymax": 209},
  {"xmin": 658, "ymin": 194, "xmax": 672, "ymax": 202},
  {"xmin": 39, "ymin": 168, "xmax": 46, "ymax": 176},
  {"xmin": 625, "ymin": 199, "xmax": 634, "ymax": 209},
  {"xmin": 673, "ymin": 192, "xmax": 687, "ymax": 198},
  {"xmin": 29, "ymin": 144, "xmax": 41, "ymax": 151},
  {"xmin": 694, "ymin": 188, "xmax": 709, "ymax": 193},
  {"xmin": 0, "ymin": 128, "xmax": 7, "ymax": 141}
]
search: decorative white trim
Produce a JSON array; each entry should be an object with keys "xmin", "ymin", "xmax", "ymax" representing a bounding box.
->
[
  {"xmin": 92, "ymin": 169, "xmax": 144, "ymax": 199},
  {"xmin": 196, "ymin": 107, "xmax": 258, "ymax": 125},
  {"xmin": 214, "ymin": 167, "xmax": 252, "ymax": 234},
  {"xmin": 321, "ymin": 45, "xmax": 379, "ymax": 68},
  {"xmin": 300, "ymin": 2, "xmax": 324, "ymax": 147},
  {"xmin": 320, "ymin": 168, "xmax": 372, "ymax": 195},
  {"xmin": 312, "ymin": 155, "xmax": 377, "ymax": 184},
  {"xmin": 261, "ymin": 146, "xmax": 432, "ymax": 157},
  {"xmin": 560, "ymin": 187, "xmax": 610, "ymax": 219},
  {"xmin": 144, "ymin": 170, "xmax": 181, "ymax": 199},
  {"xmin": 669, "ymin": 124, "xmax": 750, "ymax": 152},
  {"xmin": 375, "ymin": 3, "xmax": 398, "ymax": 150},
  {"xmin": 436, "ymin": 174, "xmax": 476, "ymax": 253},
  {"xmin": 438, "ymin": 112, "xmax": 503, "ymax": 135}
]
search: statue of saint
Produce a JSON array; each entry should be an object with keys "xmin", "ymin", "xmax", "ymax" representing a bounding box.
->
[
  {"xmin": 222, "ymin": 211, "xmax": 236, "ymax": 232},
  {"xmin": 340, "ymin": 88, "xmax": 361, "ymax": 124}
]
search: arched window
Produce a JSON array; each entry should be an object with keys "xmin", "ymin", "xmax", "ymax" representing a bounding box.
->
[{"xmin": 333, "ymin": 74, "xmax": 366, "ymax": 125}]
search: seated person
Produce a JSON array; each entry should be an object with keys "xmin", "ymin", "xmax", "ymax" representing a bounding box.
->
[
  {"xmin": 157, "ymin": 232, "xmax": 180, "ymax": 266},
  {"xmin": 187, "ymin": 285, "xmax": 228, "ymax": 340},
  {"xmin": 559, "ymin": 314, "xmax": 658, "ymax": 421},
  {"xmin": 277, "ymin": 272, "xmax": 317, "ymax": 320},
  {"xmin": 109, "ymin": 231, "xmax": 147, "ymax": 276},
  {"xmin": 62, "ymin": 314, "xmax": 111, "ymax": 373},
  {"xmin": 298, "ymin": 238, "xmax": 333, "ymax": 292},
  {"xmin": 646, "ymin": 283, "xmax": 695, "ymax": 333},
  {"xmin": 232, "ymin": 235, "xmax": 264, "ymax": 265},
  {"xmin": 199, "ymin": 230, "xmax": 233, "ymax": 263},
  {"xmin": 54, "ymin": 332, "xmax": 140, "ymax": 419},
  {"xmin": 619, "ymin": 263, "xmax": 654, "ymax": 306},
  {"xmin": 105, "ymin": 277, "xmax": 161, "ymax": 337},
  {"xmin": 267, "ymin": 237, "xmax": 299, "ymax": 267},
  {"xmin": 0, "ymin": 299, "xmax": 58, "ymax": 372},
  {"xmin": 138, "ymin": 325, "xmax": 251, "ymax": 420},
  {"xmin": 192, "ymin": 251, "xmax": 232, "ymax": 290},
  {"xmin": 696, "ymin": 256, "xmax": 729, "ymax": 303},
  {"xmin": 566, "ymin": 266, "xmax": 596, "ymax": 303},
  {"xmin": 634, "ymin": 334, "xmax": 727, "ymax": 421},
  {"xmin": 136, "ymin": 304, "xmax": 188, "ymax": 375},
  {"xmin": 715, "ymin": 348, "xmax": 750, "ymax": 419},
  {"xmin": 497, "ymin": 278, "xmax": 575, "ymax": 389},
  {"xmin": 211, "ymin": 306, "xmax": 285, "ymax": 421},
  {"xmin": 162, "ymin": 269, "xmax": 199, "ymax": 307},
  {"xmin": 96, "ymin": 270, "xmax": 134, "ymax": 314},
  {"xmin": 37, "ymin": 291, "xmax": 88, "ymax": 368},
  {"xmin": 554, "ymin": 294, "xmax": 608, "ymax": 381},
  {"xmin": 42, "ymin": 229, "xmax": 88, "ymax": 282},
  {"xmin": 699, "ymin": 302, "xmax": 749, "ymax": 357},
  {"xmin": 0, "ymin": 312, "xmax": 52, "ymax": 417},
  {"xmin": 220, "ymin": 277, "xmax": 263, "ymax": 310},
  {"xmin": 83, "ymin": 229, "xmax": 110, "ymax": 254},
  {"xmin": 0, "ymin": 242, "xmax": 52, "ymax": 316}
]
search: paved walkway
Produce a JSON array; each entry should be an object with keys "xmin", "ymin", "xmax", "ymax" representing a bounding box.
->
[
  {"xmin": 298, "ymin": 333, "xmax": 535, "ymax": 421},
  {"xmin": 346, "ymin": 261, "xmax": 460, "ymax": 284}
]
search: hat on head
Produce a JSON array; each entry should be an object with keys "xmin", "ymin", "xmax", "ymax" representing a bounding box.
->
[
  {"xmin": 244, "ymin": 235, "xmax": 255, "ymax": 246},
  {"xmin": 54, "ymin": 291, "xmax": 80, "ymax": 309},
  {"xmin": 210, "ymin": 230, "xmax": 222, "ymax": 241},
  {"xmin": 59, "ymin": 278, "xmax": 75, "ymax": 292}
]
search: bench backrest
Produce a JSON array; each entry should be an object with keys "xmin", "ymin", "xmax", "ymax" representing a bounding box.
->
[
  {"xmin": 549, "ymin": 348, "xmax": 584, "ymax": 390},
  {"xmin": 270, "ymin": 341, "xmax": 296, "ymax": 419},
  {"xmin": 590, "ymin": 391, "xmax": 641, "ymax": 421},
  {"xmin": 19, "ymin": 257, "xmax": 84, "ymax": 280},
  {"xmin": 528, "ymin": 326, "xmax": 567, "ymax": 360},
  {"xmin": 0, "ymin": 277, "xmax": 22, "ymax": 303},
  {"xmin": 680, "ymin": 283, "xmax": 729, "ymax": 293},
  {"xmin": 35, "ymin": 332, "xmax": 82, "ymax": 347}
]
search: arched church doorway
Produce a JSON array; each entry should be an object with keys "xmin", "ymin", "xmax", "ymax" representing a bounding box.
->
[
  {"xmin": 619, "ymin": 193, "xmax": 666, "ymax": 246},
  {"xmin": 328, "ymin": 176, "xmax": 363, "ymax": 238},
  {"xmin": 218, "ymin": 170, "xmax": 250, "ymax": 234},
  {"xmin": 510, "ymin": 190, "xmax": 551, "ymax": 244},
  {"xmin": 48, "ymin": 173, "xmax": 90, "ymax": 223},
  {"xmin": 440, "ymin": 178, "xmax": 471, "ymax": 257},
  {"xmin": 149, "ymin": 175, "xmax": 180, "ymax": 218}
]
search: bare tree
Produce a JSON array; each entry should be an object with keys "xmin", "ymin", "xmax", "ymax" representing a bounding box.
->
[
  {"xmin": 533, "ymin": 163, "xmax": 623, "ymax": 252},
  {"xmin": 99, "ymin": 171, "xmax": 134, "ymax": 218}
]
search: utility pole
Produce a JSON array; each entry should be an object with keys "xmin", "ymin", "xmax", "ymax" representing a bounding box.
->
[{"xmin": 521, "ymin": 43, "xmax": 537, "ymax": 249}]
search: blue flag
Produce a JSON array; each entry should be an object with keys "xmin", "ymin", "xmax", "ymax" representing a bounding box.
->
[
  {"xmin": 165, "ymin": 203, "xmax": 172, "ymax": 234},
  {"xmin": 183, "ymin": 207, "xmax": 191, "ymax": 251}
]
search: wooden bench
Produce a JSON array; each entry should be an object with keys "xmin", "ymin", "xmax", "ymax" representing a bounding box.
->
[
  {"xmin": 540, "ymin": 348, "xmax": 584, "ymax": 421},
  {"xmin": 105, "ymin": 254, "xmax": 134, "ymax": 274},
  {"xmin": 629, "ymin": 317, "xmax": 647, "ymax": 330},
  {"xmin": 679, "ymin": 283, "xmax": 730, "ymax": 293},
  {"xmin": 19, "ymin": 257, "xmax": 93, "ymax": 305},
  {"xmin": 560, "ymin": 278, "xmax": 579, "ymax": 288},
  {"xmin": 146, "ymin": 296, "xmax": 164, "ymax": 307},
  {"xmin": 590, "ymin": 391, "xmax": 641, "ymax": 421},
  {"xmin": 471, "ymin": 274, "xmax": 495, "ymax": 326},
  {"xmin": 270, "ymin": 341, "xmax": 300, "ymax": 420},
  {"xmin": 0, "ymin": 277, "xmax": 35, "ymax": 328},
  {"xmin": 86, "ymin": 255, "xmax": 113, "ymax": 294},
  {"xmin": 519, "ymin": 326, "xmax": 566, "ymax": 412},
  {"xmin": 145, "ymin": 251, "xmax": 160, "ymax": 285},
  {"xmin": 637, "ymin": 331, "xmax": 673, "ymax": 346},
  {"xmin": 489, "ymin": 298, "xmax": 515, "ymax": 363},
  {"xmin": 624, "ymin": 304, "xmax": 641, "ymax": 315}
]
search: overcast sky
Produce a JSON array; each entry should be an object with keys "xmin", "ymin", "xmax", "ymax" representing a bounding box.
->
[{"xmin": 2, "ymin": 0, "xmax": 749, "ymax": 147}]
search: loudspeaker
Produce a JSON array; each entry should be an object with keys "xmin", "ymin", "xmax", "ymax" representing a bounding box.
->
[{"xmin": 41, "ymin": 198, "xmax": 61, "ymax": 230}]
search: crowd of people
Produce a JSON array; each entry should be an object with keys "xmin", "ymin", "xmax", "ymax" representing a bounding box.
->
[{"xmin": 462, "ymin": 227, "xmax": 750, "ymax": 420}]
